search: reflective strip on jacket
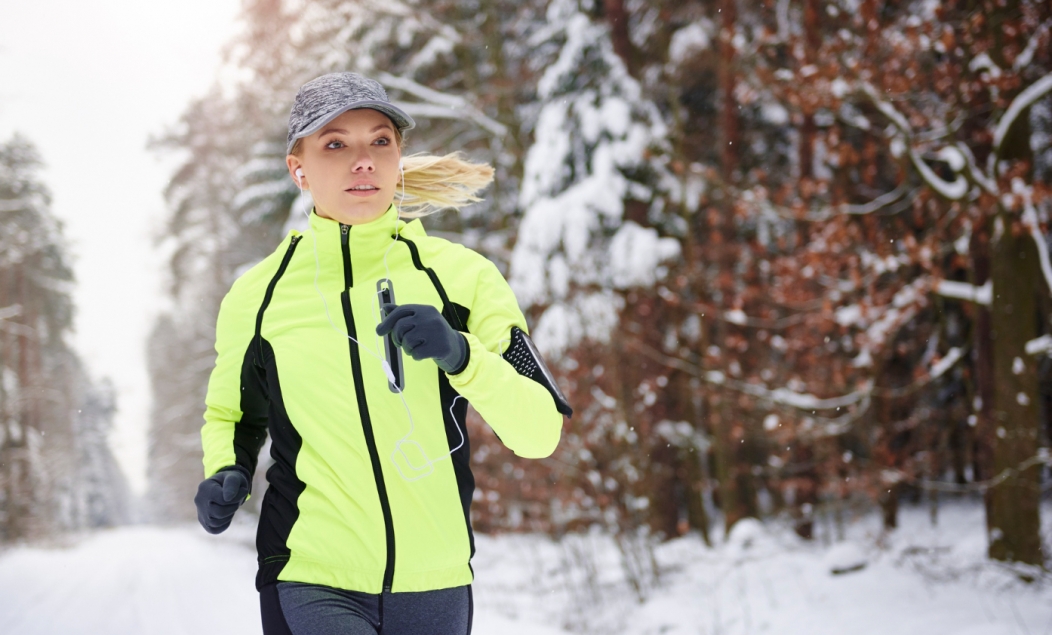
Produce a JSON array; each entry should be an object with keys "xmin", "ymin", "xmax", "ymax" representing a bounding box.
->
[{"xmin": 200, "ymin": 204, "xmax": 564, "ymax": 593}]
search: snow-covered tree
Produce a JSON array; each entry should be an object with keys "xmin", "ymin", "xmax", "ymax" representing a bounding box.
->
[{"xmin": 0, "ymin": 135, "xmax": 127, "ymax": 541}]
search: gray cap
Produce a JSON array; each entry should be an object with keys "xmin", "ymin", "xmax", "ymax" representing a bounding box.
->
[{"xmin": 286, "ymin": 72, "xmax": 416, "ymax": 154}]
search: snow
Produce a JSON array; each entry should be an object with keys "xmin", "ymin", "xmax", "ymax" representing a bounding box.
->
[
  {"xmin": 668, "ymin": 21, "xmax": 713, "ymax": 65},
  {"xmin": 608, "ymin": 223, "xmax": 680, "ymax": 288},
  {"xmin": 509, "ymin": 1, "xmax": 671, "ymax": 356},
  {"xmin": 935, "ymin": 146, "xmax": 966, "ymax": 172},
  {"xmin": 3, "ymin": 505, "xmax": 1050, "ymax": 635},
  {"xmin": 969, "ymin": 52, "xmax": 1003, "ymax": 78},
  {"xmin": 0, "ymin": 525, "xmax": 260, "ymax": 635},
  {"xmin": 936, "ymin": 279, "xmax": 993, "ymax": 306},
  {"xmin": 930, "ymin": 347, "xmax": 964, "ymax": 379},
  {"xmin": 994, "ymin": 72, "xmax": 1052, "ymax": 155},
  {"xmin": 910, "ymin": 148, "xmax": 968, "ymax": 200},
  {"xmin": 1021, "ymin": 203, "xmax": 1052, "ymax": 298},
  {"xmin": 532, "ymin": 292, "xmax": 624, "ymax": 357},
  {"xmin": 760, "ymin": 102, "xmax": 790, "ymax": 125},
  {"xmin": 1026, "ymin": 334, "xmax": 1052, "ymax": 356}
]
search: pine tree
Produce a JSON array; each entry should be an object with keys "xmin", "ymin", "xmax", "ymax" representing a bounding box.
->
[{"xmin": 0, "ymin": 134, "xmax": 127, "ymax": 540}]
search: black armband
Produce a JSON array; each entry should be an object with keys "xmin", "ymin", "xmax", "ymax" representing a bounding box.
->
[{"xmin": 502, "ymin": 327, "xmax": 573, "ymax": 417}]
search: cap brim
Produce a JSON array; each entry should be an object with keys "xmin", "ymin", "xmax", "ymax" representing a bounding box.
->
[{"xmin": 287, "ymin": 101, "xmax": 416, "ymax": 154}]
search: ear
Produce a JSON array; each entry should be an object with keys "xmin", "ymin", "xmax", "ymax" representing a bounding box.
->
[{"xmin": 286, "ymin": 156, "xmax": 307, "ymax": 189}]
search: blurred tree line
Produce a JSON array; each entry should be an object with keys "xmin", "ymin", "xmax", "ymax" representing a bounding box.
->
[
  {"xmin": 150, "ymin": 0, "xmax": 1052, "ymax": 569},
  {"xmin": 0, "ymin": 135, "xmax": 128, "ymax": 543}
]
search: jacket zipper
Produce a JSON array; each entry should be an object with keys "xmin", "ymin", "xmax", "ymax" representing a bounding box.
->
[{"xmin": 340, "ymin": 223, "xmax": 397, "ymax": 592}]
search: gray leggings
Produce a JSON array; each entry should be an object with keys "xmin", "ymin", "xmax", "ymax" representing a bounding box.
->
[{"xmin": 260, "ymin": 582, "xmax": 472, "ymax": 635}]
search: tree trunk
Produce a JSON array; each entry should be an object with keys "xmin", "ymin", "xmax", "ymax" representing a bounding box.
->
[
  {"xmin": 986, "ymin": 213, "xmax": 1043, "ymax": 565},
  {"xmin": 717, "ymin": 0, "xmax": 738, "ymax": 182},
  {"xmin": 603, "ymin": 0, "xmax": 637, "ymax": 77}
]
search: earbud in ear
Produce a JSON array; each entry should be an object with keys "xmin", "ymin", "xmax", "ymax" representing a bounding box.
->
[
  {"xmin": 399, "ymin": 159, "xmax": 404, "ymax": 171},
  {"xmin": 295, "ymin": 168, "xmax": 305, "ymax": 187}
]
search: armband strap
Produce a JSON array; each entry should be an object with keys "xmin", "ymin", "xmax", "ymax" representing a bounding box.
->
[{"xmin": 502, "ymin": 327, "xmax": 573, "ymax": 417}]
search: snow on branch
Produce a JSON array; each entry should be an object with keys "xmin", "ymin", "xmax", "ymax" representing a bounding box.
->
[
  {"xmin": 993, "ymin": 72, "xmax": 1052, "ymax": 159},
  {"xmin": 1014, "ymin": 19, "xmax": 1051, "ymax": 71},
  {"xmin": 0, "ymin": 199, "xmax": 28, "ymax": 212},
  {"xmin": 860, "ymin": 82, "xmax": 969, "ymax": 200},
  {"xmin": 1021, "ymin": 198, "xmax": 1052, "ymax": 298},
  {"xmin": 908, "ymin": 147, "xmax": 968, "ymax": 200},
  {"xmin": 888, "ymin": 449, "xmax": 1052, "ymax": 493},
  {"xmin": 688, "ymin": 303, "xmax": 812, "ymax": 329},
  {"xmin": 860, "ymin": 82, "xmax": 912, "ymax": 134},
  {"xmin": 629, "ymin": 339, "xmax": 871, "ymax": 411},
  {"xmin": 955, "ymin": 142, "xmax": 997, "ymax": 195},
  {"xmin": 632, "ymin": 336, "xmax": 964, "ymax": 439},
  {"xmin": 751, "ymin": 185, "xmax": 918, "ymax": 222},
  {"xmin": 929, "ymin": 346, "xmax": 965, "ymax": 380},
  {"xmin": 934, "ymin": 279, "xmax": 992, "ymax": 305},
  {"xmin": 1026, "ymin": 335, "xmax": 1052, "ymax": 356},
  {"xmin": 374, "ymin": 72, "xmax": 508, "ymax": 138},
  {"xmin": 0, "ymin": 318, "xmax": 35, "ymax": 339},
  {"xmin": 842, "ymin": 183, "xmax": 914, "ymax": 215}
]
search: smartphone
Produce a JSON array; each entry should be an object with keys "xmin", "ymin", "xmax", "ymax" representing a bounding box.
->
[{"xmin": 377, "ymin": 278, "xmax": 405, "ymax": 392}]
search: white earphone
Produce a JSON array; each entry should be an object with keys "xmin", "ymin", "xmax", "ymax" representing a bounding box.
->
[{"xmin": 295, "ymin": 168, "xmax": 305, "ymax": 187}]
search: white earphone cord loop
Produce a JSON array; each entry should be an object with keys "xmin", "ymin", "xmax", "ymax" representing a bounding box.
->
[{"xmin": 295, "ymin": 164, "xmax": 465, "ymax": 482}]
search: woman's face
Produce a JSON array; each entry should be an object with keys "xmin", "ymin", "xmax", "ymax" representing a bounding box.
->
[{"xmin": 286, "ymin": 108, "xmax": 402, "ymax": 225}]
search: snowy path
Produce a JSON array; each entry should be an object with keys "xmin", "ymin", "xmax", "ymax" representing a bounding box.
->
[
  {"xmin": 0, "ymin": 505, "xmax": 1050, "ymax": 634},
  {"xmin": 0, "ymin": 521, "xmax": 569, "ymax": 635}
]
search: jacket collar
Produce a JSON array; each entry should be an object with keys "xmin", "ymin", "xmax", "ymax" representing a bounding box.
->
[{"xmin": 307, "ymin": 204, "xmax": 426, "ymax": 250}]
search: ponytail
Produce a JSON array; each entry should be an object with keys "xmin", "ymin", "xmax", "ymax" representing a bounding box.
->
[{"xmin": 396, "ymin": 152, "xmax": 494, "ymax": 218}]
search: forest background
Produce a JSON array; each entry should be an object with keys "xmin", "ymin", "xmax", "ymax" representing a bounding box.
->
[{"xmin": 3, "ymin": 0, "xmax": 1052, "ymax": 586}]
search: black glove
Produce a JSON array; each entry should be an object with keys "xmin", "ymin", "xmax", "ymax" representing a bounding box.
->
[
  {"xmin": 376, "ymin": 303, "xmax": 468, "ymax": 374},
  {"xmin": 194, "ymin": 467, "xmax": 250, "ymax": 535}
]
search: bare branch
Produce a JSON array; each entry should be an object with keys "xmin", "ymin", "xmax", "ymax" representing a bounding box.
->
[
  {"xmin": 955, "ymin": 142, "xmax": 997, "ymax": 195},
  {"xmin": 1014, "ymin": 19, "xmax": 1052, "ymax": 71},
  {"xmin": 908, "ymin": 147, "xmax": 968, "ymax": 200},
  {"xmin": 374, "ymin": 72, "xmax": 509, "ymax": 138},
  {"xmin": 628, "ymin": 339, "xmax": 872, "ymax": 411},
  {"xmin": 1022, "ymin": 203, "xmax": 1052, "ymax": 298},
  {"xmin": 888, "ymin": 449, "xmax": 1051, "ymax": 493},
  {"xmin": 859, "ymin": 81, "xmax": 970, "ymax": 200},
  {"xmin": 993, "ymin": 72, "xmax": 1052, "ymax": 164}
]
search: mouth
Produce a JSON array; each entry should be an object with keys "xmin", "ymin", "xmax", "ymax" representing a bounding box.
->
[{"xmin": 346, "ymin": 184, "xmax": 380, "ymax": 197}]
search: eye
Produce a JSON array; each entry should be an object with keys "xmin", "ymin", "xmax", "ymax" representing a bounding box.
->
[
  {"xmin": 325, "ymin": 139, "xmax": 344, "ymax": 149},
  {"xmin": 374, "ymin": 136, "xmax": 391, "ymax": 146}
]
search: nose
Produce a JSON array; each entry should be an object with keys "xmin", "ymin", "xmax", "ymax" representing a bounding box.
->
[{"xmin": 351, "ymin": 148, "xmax": 375, "ymax": 173}]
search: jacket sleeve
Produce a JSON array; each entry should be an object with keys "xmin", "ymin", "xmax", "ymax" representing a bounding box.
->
[
  {"xmin": 200, "ymin": 278, "xmax": 271, "ymax": 480},
  {"xmin": 445, "ymin": 259, "xmax": 564, "ymax": 459}
]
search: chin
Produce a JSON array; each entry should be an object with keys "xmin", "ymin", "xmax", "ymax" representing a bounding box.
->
[{"xmin": 334, "ymin": 205, "xmax": 390, "ymax": 225}]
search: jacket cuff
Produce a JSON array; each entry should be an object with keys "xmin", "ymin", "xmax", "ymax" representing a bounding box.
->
[
  {"xmin": 446, "ymin": 333, "xmax": 486, "ymax": 384},
  {"xmin": 443, "ymin": 333, "xmax": 471, "ymax": 376}
]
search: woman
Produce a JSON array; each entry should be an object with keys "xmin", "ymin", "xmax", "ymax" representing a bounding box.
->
[{"xmin": 193, "ymin": 72, "xmax": 571, "ymax": 635}]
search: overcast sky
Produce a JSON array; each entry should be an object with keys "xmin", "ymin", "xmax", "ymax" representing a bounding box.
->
[{"xmin": 0, "ymin": 0, "xmax": 242, "ymax": 493}]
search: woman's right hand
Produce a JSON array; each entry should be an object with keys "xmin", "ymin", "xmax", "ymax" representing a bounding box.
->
[{"xmin": 194, "ymin": 467, "xmax": 250, "ymax": 534}]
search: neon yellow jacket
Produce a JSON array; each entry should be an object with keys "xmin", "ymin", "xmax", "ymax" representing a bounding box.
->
[{"xmin": 201, "ymin": 205, "xmax": 564, "ymax": 593}]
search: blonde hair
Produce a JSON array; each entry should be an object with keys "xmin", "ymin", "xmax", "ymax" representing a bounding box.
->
[
  {"xmin": 396, "ymin": 152, "xmax": 494, "ymax": 218},
  {"xmin": 288, "ymin": 129, "xmax": 494, "ymax": 218}
]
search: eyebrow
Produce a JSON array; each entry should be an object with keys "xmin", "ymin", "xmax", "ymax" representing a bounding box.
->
[{"xmin": 318, "ymin": 123, "xmax": 394, "ymax": 137}]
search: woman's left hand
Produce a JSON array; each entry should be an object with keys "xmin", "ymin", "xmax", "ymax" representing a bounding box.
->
[{"xmin": 376, "ymin": 303, "xmax": 468, "ymax": 373}]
